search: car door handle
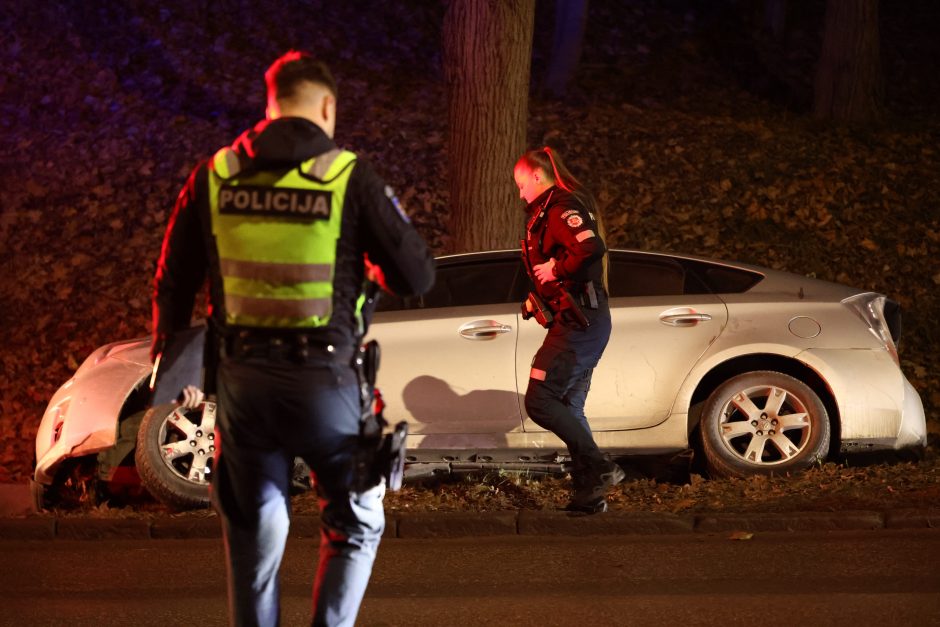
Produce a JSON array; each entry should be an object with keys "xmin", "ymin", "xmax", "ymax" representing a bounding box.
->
[
  {"xmin": 659, "ymin": 308, "xmax": 713, "ymax": 327},
  {"xmin": 458, "ymin": 320, "xmax": 512, "ymax": 341}
]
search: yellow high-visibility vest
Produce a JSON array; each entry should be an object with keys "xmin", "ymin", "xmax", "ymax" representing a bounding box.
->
[{"xmin": 208, "ymin": 146, "xmax": 357, "ymax": 328}]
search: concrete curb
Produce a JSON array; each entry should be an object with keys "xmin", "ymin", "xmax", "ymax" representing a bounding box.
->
[
  {"xmin": 884, "ymin": 508, "xmax": 940, "ymax": 529},
  {"xmin": 693, "ymin": 510, "xmax": 885, "ymax": 533},
  {"xmin": 518, "ymin": 510, "xmax": 695, "ymax": 535},
  {"xmin": 2, "ymin": 508, "xmax": 940, "ymax": 541},
  {"xmin": 4, "ymin": 480, "xmax": 938, "ymax": 540},
  {"xmin": 396, "ymin": 511, "xmax": 518, "ymax": 538}
]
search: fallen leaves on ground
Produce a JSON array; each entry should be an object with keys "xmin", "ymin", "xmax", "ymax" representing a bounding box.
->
[{"xmin": 46, "ymin": 453, "xmax": 940, "ymax": 520}]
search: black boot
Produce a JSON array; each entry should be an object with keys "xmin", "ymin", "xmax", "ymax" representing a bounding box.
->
[
  {"xmin": 563, "ymin": 468, "xmax": 607, "ymax": 513},
  {"xmin": 565, "ymin": 460, "xmax": 625, "ymax": 514}
]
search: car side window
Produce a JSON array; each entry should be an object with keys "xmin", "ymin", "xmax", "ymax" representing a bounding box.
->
[
  {"xmin": 606, "ymin": 253, "xmax": 763, "ymax": 298},
  {"xmin": 608, "ymin": 257, "xmax": 689, "ymax": 297},
  {"xmin": 692, "ymin": 264, "xmax": 764, "ymax": 293},
  {"xmin": 608, "ymin": 254, "xmax": 717, "ymax": 297},
  {"xmin": 375, "ymin": 260, "xmax": 524, "ymax": 311}
]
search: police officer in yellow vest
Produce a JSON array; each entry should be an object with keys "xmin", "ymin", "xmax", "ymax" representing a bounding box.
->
[{"xmin": 152, "ymin": 51, "xmax": 434, "ymax": 626}]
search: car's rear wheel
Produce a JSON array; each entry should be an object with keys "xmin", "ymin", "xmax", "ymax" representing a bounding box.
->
[
  {"xmin": 700, "ymin": 371, "xmax": 830, "ymax": 478},
  {"xmin": 135, "ymin": 403, "xmax": 214, "ymax": 509}
]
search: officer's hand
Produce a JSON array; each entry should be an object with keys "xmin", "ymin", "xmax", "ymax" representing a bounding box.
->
[
  {"xmin": 533, "ymin": 258, "xmax": 557, "ymax": 283},
  {"xmin": 178, "ymin": 385, "xmax": 205, "ymax": 409},
  {"xmin": 364, "ymin": 254, "xmax": 389, "ymax": 291}
]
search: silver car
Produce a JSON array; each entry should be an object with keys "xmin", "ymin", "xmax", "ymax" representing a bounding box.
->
[{"xmin": 32, "ymin": 249, "xmax": 926, "ymax": 509}]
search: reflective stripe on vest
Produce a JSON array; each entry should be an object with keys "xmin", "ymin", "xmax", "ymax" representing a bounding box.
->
[{"xmin": 208, "ymin": 147, "xmax": 357, "ymax": 328}]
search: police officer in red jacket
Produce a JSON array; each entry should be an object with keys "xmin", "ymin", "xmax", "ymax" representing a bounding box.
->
[
  {"xmin": 153, "ymin": 51, "xmax": 434, "ymax": 626},
  {"xmin": 515, "ymin": 146, "xmax": 625, "ymax": 514}
]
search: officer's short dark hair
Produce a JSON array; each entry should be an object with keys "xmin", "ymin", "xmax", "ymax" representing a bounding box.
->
[{"xmin": 265, "ymin": 51, "xmax": 337, "ymax": 100}]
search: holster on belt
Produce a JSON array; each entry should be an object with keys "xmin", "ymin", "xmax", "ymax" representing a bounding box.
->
[
  {"xmin": 350, "ymin": 340, "xmax": 408, "ymax": 492},
  {"xmin": 553, "ymin": 287, "xmax": 590, "ymax": 330}
]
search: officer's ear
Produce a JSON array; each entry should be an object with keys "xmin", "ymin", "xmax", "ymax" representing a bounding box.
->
[
  {"xmin": 265, "ymin": 93, "xmax": 282, "ymax": 120},
  {"xmin": 320, "ymin": 93, "xmax": 337, "ymax": 137}
]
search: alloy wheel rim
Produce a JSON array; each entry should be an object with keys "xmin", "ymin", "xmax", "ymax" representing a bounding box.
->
[
  {"xmin": 157, "ymin": 406, "xmax": 215, "ymax": 485},
  {"xmin": 718, "ymin": 384, "xmax": 812, "ymax": 466}
]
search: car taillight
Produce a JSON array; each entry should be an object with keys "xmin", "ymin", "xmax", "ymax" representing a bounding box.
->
[{"xmin": 841, "ymin": 293, "xmax": 901, "ymax": 365}]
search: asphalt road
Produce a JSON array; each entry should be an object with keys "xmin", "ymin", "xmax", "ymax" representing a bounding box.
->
[{"xmin": 1, "ymin": 529, "xmax": 939, "ymax": 626}]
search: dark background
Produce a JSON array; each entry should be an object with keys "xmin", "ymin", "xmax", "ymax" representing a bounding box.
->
[{"xmin": 1, "ymin": 0, "xmax": 937, "ymax": 483}]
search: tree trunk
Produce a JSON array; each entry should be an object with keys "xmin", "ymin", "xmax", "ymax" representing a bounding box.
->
[
  {"xmin": 813, "ymin": 0, "xmax": 883, "ymax": 123},
  {"xmin": 443, "ymin": 0, "xmax": 536, "ymax": 253},
  {"xmin": 543, "ymin": 0, "xmax": 589, "ymax": 98}
]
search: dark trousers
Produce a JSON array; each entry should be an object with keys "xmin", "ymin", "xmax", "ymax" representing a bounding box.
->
[
  {"xmin": 213, "ymin": 356, "xmax": 384, "ymax": 627},
  {"xmin": 524, "ymin": 305, "xmax": 612, "ymax": 483}
]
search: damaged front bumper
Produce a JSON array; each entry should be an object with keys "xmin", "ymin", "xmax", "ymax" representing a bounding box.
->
[{"xmin": 33, "ymin": 339, "xmax": 151, "ymax": 486}]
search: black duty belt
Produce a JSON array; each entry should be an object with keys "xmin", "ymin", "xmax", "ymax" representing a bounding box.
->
[{"xmin": 222, "ymin": 329, "xmax": 354, "ymax": 364}]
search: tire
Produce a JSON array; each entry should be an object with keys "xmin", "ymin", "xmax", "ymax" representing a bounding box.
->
[
  {"xmin": 699, "ymin": 371, "xmax": 830, "ymax": 478},
  {"xmin": 135, "ymin": 403, "xmax": 214, "ymax": 509}
]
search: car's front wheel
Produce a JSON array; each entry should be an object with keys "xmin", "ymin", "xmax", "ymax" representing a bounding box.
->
[
  {"xmin": 700, "ymin": 371, "xmax": 830, "ymax": 478},
  {"xmin": 135, "ymin": 402, "xmax": 215, "ymax": 509}
]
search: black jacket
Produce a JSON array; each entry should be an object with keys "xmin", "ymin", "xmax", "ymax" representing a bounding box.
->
[
  {"xmin": 153, "ymin": 117, "xmax": 435, "ymax": 353},
  {"xmin": 524, "ymin": 186, "xmax": 606, "ymax": 292}
]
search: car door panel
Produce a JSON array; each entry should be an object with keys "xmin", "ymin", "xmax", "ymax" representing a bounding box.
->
[
  {"xmin": 370, "ymin": 304, "xmax": 524, "ymax": 435},
  {"xmin": 515, "ymin": 247, "xmax": 732, "ymax": 433},
  {"xmin": 516, "ymin": 295, "xmax": 726, "ymax": 432}
]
